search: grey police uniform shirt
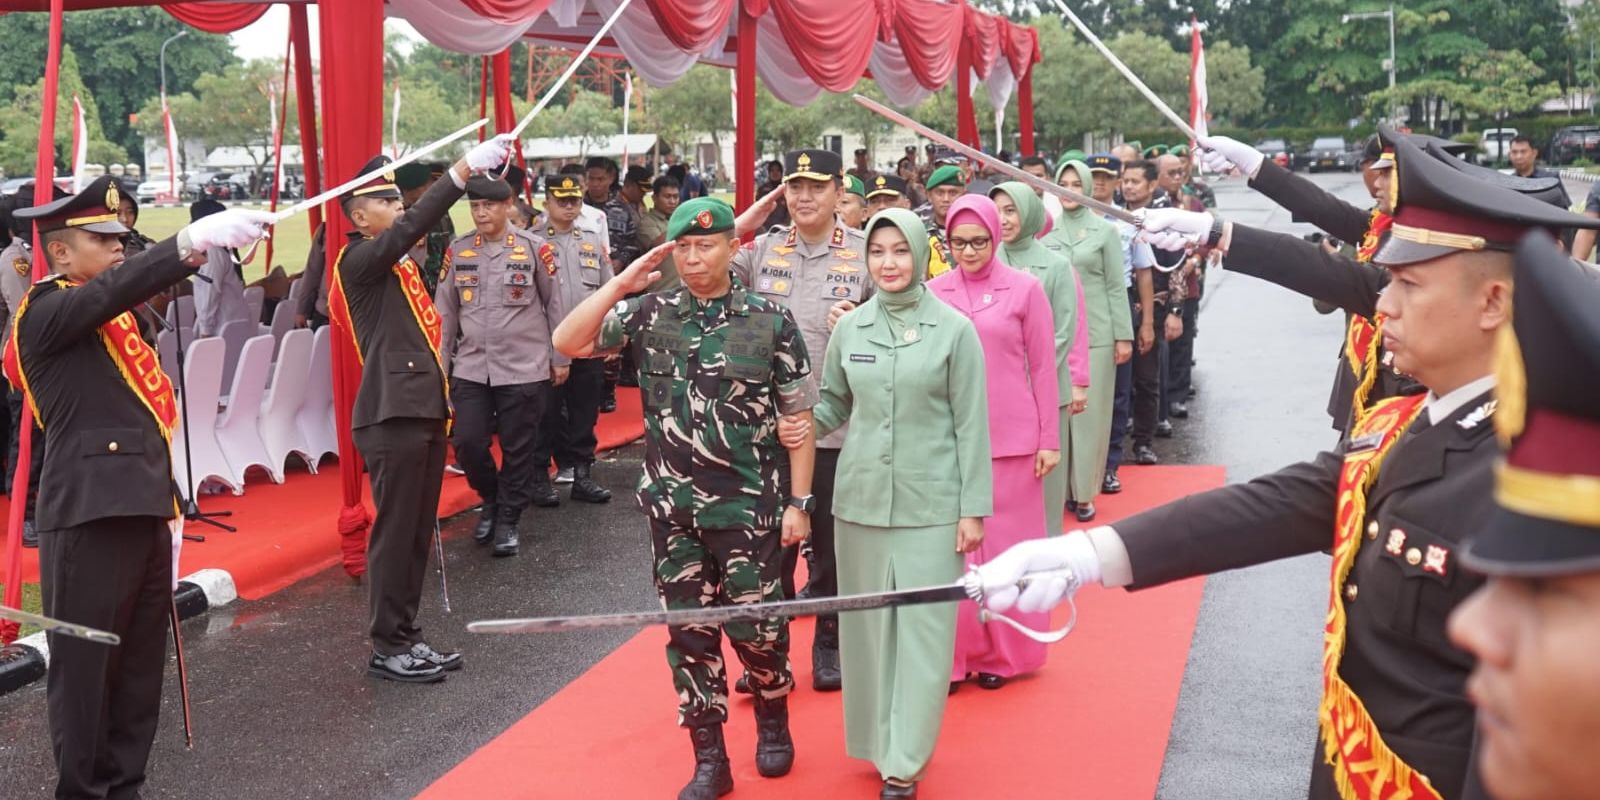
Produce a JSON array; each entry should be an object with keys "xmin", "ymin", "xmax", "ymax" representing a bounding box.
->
[
  {"xmin": 543, "ymin": 223, "xmax": 610, "ymax": 352},
  {"xmin": 0, "ymin": 240, "xmax": 33, "ymax": 347},
  {"xmin": 731, "ymin": 219, "xmax": 870, "ymax": 449},
  {"xmin": 435, "ymin": 227, "xmax": 570, "ymax": 386}
]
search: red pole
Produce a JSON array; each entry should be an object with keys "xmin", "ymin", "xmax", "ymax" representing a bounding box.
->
[
  {"xmin": 735, "ymin": 3, "xmax": 757, "ymax": 215},
  {"xmin": 956, "ymin": 39, "xmax": 979, "ymax": 148},
  {"xmin": 1018, "ymin": 68, "xmax": 1036, "ymax": 157},
  {"xmin": 2, "ymin": 0, "xmax": 63, "ymax": 645},
  {"xmin": 264, "ymin": 27, "xmax": 294, "ymax": 272},
  {"xmin": 291, "ymin": 4, "xmax": 322, "ymax": 234},
  {"xmin": 490, "ymin": 48, "xmax": 530, "ymax": 200},
  {"xmin": 478, "ymin": 58, "xmax": 490, "ymax": 143}
]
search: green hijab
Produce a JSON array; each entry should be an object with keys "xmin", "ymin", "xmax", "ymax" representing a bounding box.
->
[
  {"xmin": 863, "ymin": 208, "xmax": 930, "ymax": 337},
  {"xmin": 1051, "ymin": 159, "xmax": 1098, "ymax": 242},
  {"xmin": 990, "ymin": 181, "xmax": 1055, "ymax": 271}
]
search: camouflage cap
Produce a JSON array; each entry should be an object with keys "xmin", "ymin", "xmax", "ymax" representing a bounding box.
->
[{"xmin": 666, "ymin": 197, "xmax": 735, "ymax": 241}]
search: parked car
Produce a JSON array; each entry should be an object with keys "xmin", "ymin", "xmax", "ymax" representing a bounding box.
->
[
  {"xmin": 1476, "ymin": 128, "xmax": 1518, "ymax": 165},
  {"xmin": 0, "ymin": 177, "xmax": 31, "ymax": 196},
  {"xmin": 1548, "ymin": 125, "xmax": 1600, "ymax": 165},
  {"xmin": 136, "ymin": 178, "xmax": 182, "ymax": 204},
  {"xmin": 1256, "ymin": 138, "xmax": 1293, "ymax": 170},
  {"xmin": 203, "ymin": 173, "xmax": 252, "ymax": 201},
  {"xmin": 1306, "ymin": 136, "xmax": 1354, "ymax": 172}
]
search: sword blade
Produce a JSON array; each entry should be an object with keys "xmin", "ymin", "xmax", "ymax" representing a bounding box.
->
[
  {"xmin": 1050, "ymin": 0, "xmax": 1199, "ymax": 140},
  {"xmin": 850, "ymin": 95, "xmax": 1140, "ymax": 226},
  {"xmin": 508, "ymin": 0, "xmax": 635, "ymax": 139},
  {"xmin": 168, "ymin": 597, "xmax": 194, "ymax": 749},
  {"xmin": 469, "ymin": 582, "xmax": 972, "ymax": 635},
  {"xmin": 273, "ymin": 117, "xmax": 490, "ymax": 223},
  {"xmin": 0, "ymin": 605, "xmax": 121, "ymax": 645}
]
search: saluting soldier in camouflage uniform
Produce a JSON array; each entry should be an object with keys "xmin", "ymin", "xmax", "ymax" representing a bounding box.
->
[
  {"xmin": 552, "ymin": 197, "xmax": 818, "ymax": 800},
  {"xmin": 730, "ymin": 148, "xmax": 866, "ymax": 694}
]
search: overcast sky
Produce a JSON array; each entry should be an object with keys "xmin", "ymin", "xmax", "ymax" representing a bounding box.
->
[{"xmin": 228, "ymin": 6, "xmax": 424, "ymax": 62}]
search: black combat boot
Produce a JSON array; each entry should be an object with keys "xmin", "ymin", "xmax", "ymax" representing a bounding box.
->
[
  {"xmin": 570, "ymin": 463, "xmax": 611, "ymax": 503},
  {"xmin": 473, "ymin": 504, "xmax": 497, "ymax": 545},
  {"xmin": 530, "ymin": 477, "xmax": 560, "ymax": 508},
  {"xmin": 678, "ymin": 724, "xmax": 733, "ymax": 800},
  {"xmin": 811, "ymin": 617, "xmax": 841, "ymax": 692},
  {"xmin": 752, "ymin": 694, "xmax": 795, "ymax": 778},
  {"xmin": 491, "ymin": 509, "xmax": 520, "ymax": 557}
]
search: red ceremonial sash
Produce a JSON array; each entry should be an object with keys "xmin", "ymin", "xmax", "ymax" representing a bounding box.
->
[
  {"xmin": 1344, "ymin": 208, "xmax": 1393, "ymax": 427},
  {"xmin": 328, "ymin": 244, "xmax": 451, "ymax": 422},
  {"xmin": 3, "ymin": 280, "xmax": 179, "ymax": 439},
  {"xmin": 1319, "ymin": 393, "xmax": 1440, "ymax": 800}
]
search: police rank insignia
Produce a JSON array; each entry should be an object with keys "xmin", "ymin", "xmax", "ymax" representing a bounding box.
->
[
  {"xmin": 773, "ymin": 246, "xmax": 795, "ymax": 256},
  {"xmin": 460, "ymin": 249, "xmax": 478, "ymax": 258},
  {"xmin": 1456, "ymin": 399, "xmax": 1497, "ymax": 430},
  {"xmin": 539, "ymin": 243, "xmax": 557, "ymax": 274},
  {"xmin": 829, "ymin": 263, "xmax": 859, "ymax": 273},
  {"xmin": 834, "ymin": 249, "xmax": 858, "ymax": 260},
  {"xmin": 12, "ymin": 257, "xmax": 27, "ymax": 277}
]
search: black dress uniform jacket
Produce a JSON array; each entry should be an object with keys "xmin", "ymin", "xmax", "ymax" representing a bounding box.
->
[
  {"xmin": 1241, "ymin": 161, "xmax": 1417, "ymax": 433},
  {"xmin": 337, "ymin": 174, "xmax": 463, "ymax": 429},
  {"xmin": 1116, "ymin": 389, "xmax": 1497, "ymax": 799},
  {"xmin": 18, "ymin": 238, "xmax": 192, "ymax": 529}
]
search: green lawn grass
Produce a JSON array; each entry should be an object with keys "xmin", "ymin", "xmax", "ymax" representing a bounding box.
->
[{"xmin": 0, "ymin": 582, "xmax": 44, "ymax": 638}]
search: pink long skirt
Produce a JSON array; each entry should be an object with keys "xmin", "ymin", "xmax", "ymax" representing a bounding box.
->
[{"xmin": 951, "ymin": 453, "xmax": 1050, "ymax": 680}]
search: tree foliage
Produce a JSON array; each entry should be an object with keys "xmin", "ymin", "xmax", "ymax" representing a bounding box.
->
[
  {"xmin": 0, "ymin": 46, "xmax": 128, "ymax": 176},
  {"xmin": 134, "ymin": 60, "xmax": 295, "ymax": 179}
]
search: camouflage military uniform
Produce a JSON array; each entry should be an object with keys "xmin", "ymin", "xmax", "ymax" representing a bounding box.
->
[
  {"xmin": 595, "ymin": 283, "xmax": 817, "ymax": 726},
  {"xmin": 408, "ymin": 213, "xmax": 456, "ymax": 296}
]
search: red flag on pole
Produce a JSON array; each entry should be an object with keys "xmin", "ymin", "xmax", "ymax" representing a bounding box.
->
[
  {"xmin": 163, "ymin": 97, "xmax": 181, "ymax": 200},
  {"xmin": 71, "ymin": 95, "xmax": 87, "ymax": 192},
  {"xmin": 1189, "ymin": 17, "xmax": 1209, "ymax": 149}
]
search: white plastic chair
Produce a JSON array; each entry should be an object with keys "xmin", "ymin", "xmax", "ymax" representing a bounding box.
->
[
  {"xmin": 166, "ymin": 295, "xmax": 195, "ymax": 332},
  {"xmin": 218, "ymin": 319, "xmax": 255, "ymax": 396},
  {"xmin": 157, "ymin": 329, "xmax": 177, "ymax": 379},
  {"xmin": 268, "ymin": 301, "xmax": 296, "ymax": 358},
  {"xmin": 257, "ymin": 328, "xmax": 314, "ymax": 481},
  {"xmin": 214, "ymin": 334, "xmax": 275, "ymax": 489},
  {"xmin": 170, "ymin": 337, "xmax": 238, "ymax": 499},
  {"xmin": 297, "ymin": 325, "xmax": 339, "ymax": 470},
  {"xmin": 243, "ymin": 285, "xmax": 265, "ymax": 327}
]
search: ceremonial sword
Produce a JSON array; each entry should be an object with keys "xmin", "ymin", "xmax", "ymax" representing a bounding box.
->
[
  {"xmin": 0, "ymin": 605, "xmax": 120, "ymax": 645},
  {"xmin": 850, "ymin": 94, "xmax": 1141, "ymax": 227},
  {"xmin": 506, "ymin": 0, "xmax": 635, "ymax": 140},
  {"xmin": 1050, "ymin": 0, "xmax": 1201, "ymax": 141},
  {"xmin": 271, "ymin": 117, "xmax": 491, "ymax": 224},
  {"xmin": 468, "ymin": 568, "xmax": 1083, "ymax": 644}
]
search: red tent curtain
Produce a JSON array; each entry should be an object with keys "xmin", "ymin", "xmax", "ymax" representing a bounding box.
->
[
  {"xmin": 291, "ymin": 3, "xmax": 322, "ymax": 234},
  {"xmin": 490, "ymin": 48, "xmax": 530, "ymax": 197},
  {"xmin": 766, "ymin": 0, "xmax": 881, "ymax": 92},
  {"xmin": 646, "ymin": 0, "xmax": 739, "ymax": 54},
  {"xmin": 962, "ymin": 5, "xmax": 1000, "ymax": 81},
  {"xmin": 999, "ymin": 19, "xmax": 1040, "ymax": 83},
  {"xmin": 318, "ymin": 0, "xmax": 385, "ymax": 577},
  {"xmin": 735, "ymin": 1, "xmax": 757, "ymax": 214},
  {"xmin": 164, "ymin": 2, "xmax": 269, "ymax": 33},
  {"xmin": 1017, "ymin": 67, "xmax": 1035, "ymax": 156},
  {"xmin": 459, "ymin": 0, "xmax": 555, "ymax": 24},
  {"xmin": 890, "ymin": 0, "xmax": 964, "ymax": 89}
]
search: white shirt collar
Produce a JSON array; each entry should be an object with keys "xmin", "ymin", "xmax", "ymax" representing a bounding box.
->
[{"xmin": 1424, "ymin": 374, "xmax": 1497, "ymax": 425}]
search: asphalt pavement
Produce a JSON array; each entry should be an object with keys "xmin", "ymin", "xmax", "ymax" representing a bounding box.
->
[{"xmin": 0, "ymin": 171, "xmax": 1528, "ymax": 799}]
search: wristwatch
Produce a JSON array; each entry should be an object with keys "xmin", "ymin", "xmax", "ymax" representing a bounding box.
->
[
  {"xmin": 786, "ymin": 495, "xmax": 816, "ymax": 513},
  {"xmin": 1205, "ymin": 216, "xmax": 1225, "ymax": 248}
]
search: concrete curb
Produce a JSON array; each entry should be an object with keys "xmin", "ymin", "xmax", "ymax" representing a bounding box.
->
[{"xmin": 0, "ymin": 568, "xmax": 238, "ymax": 698}]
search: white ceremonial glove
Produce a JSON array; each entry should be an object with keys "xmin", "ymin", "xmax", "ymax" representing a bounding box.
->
[
  {"xmin": 184, "ymin": 208, "xmax": 276, "ymax": 251},
  {"xmin": 466, "ymin": 133, "xmax": 515, "ymax": 172},
  {"xmin": 1139, "ymin": 208, "xmax": 1214, "ymax": 252},
  {"xmin": 974, "ymin": 531, "xmax": 1102, "ymax": 614},
  {"xmin": 1196, "ymin": 134, "xmax": 1264, "ymax": 178}
]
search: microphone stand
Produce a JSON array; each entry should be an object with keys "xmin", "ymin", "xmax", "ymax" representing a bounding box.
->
[{"xmin": 165, "ymin": 269, "xmax": 235, "ymax": 535}]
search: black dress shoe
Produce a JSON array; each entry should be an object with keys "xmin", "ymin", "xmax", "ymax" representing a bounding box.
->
[
  {"xmin": 1155, "ymin": 419, "xmax": 1174, "ymax": 438},
  {"xmin": 880, "ymin": 778, "xmax": 918, "ymax": 798},
  {"xmin": 491, "ymin": 517, "xmax": 520, "ymax": 557},
  {"xmin": 1134, "ymin": 444, "xmax": 1159, "ymax": 465},
  {"xmin": 1065, "ymin": 499, "xmax": 1078, "ymax": 513},
  {"xmin": 1170, "ymin": 401, "xmax": 1189, "ymax": 419},
  {"xmin": 570, "ymin": 463, "xmax": 612, "ymax": 503},
  {"xmin": 752, "ymin": 695, "xmax": 794, "ymax": 777},
  {"xmin": 368, "ymin": 651, "xmax": 446, "ymax": 683},
  {"xmin": 410, "ymin": 642, "xmax": 464, "ymax": 671},
  {"xmin": 680, "ymin": 724, "xmax": 733, "ymax": 800},
  {"xmin": 473, "ymin": 505, "xmax": 496, "ymax": 545},
  {"xmin": 530, "ymin": 479, "xmax": 560, "ymax": 508},
  {"xmin": 734, "ymin": 674, "xmax": 753, "ymax": 695},
  {"xmin": 948, "ymin": 680, "xmax": 962, "ymax": 695},
  {"xmin": 1102, "ymin": 468, "xmax": 1123, "ymax": 494},
  {"xmin": 811, "ymin": 644, "xmax": 841, "ymax": 691},
  {"xmin": 977, "ymin": 673, "xmax": 1008, "ymax": 690},
  {"xmin": 21, "ymin": 520, "xmax": 37, "ymax": 549},
  {"xmin": 600, "ymin": 391, "xmax": 618, "ymax": 414},
  {"xmin": 1075, "ymin": 502, "xmax": 1097, "ymax": 523}
]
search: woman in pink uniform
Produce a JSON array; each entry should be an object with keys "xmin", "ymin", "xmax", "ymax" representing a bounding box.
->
[{"xmin": 929, "ymin": 195, "xmax": 1061, "ymax": 691}]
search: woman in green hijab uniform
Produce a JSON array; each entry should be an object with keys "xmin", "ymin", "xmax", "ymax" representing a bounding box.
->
[
  {"xmin": 990, "ymin": 181, "xmax": 1090, "ymax": 537},
  {"xmin": 787, "ymin": 208, "xmax": 991, "ymax": 799},
  {"xmin": 1042, "ymin": 160, "xmax": 1133, "ymax": 523}
]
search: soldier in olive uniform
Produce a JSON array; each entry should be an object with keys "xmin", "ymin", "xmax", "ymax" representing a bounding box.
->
[
  {"xmin": 531, "ymin": 174, "xmax": 613, "ymax": 506},
  {"xmin": 976, "ymin": 131, "xmax": 1600, "ymax": 800},
  {"xmin": 918, "ymin": 164, "xmax": 966, "ymax": 279},
  {"xmin": 730, "ymin": 148, "xmax": 867, "ymax": 693},
  {"xmin": 6, "ymin": 177, "xmax": 271, "ymax": 800},
  {"xmin": 552, "ymin": 197, "xmax": 818, "ymax": 800},
  {"xmin": 436, "ymin": 174, "xmax": 568, "ymax": 557},
  {"xmin": 331, "ymin": 137, "xmax": 513, "ymax": 684},
  {"xmin": 839, "ymin": 174, "xmax": 868, "ymax": 229},
  {"xmin": 396, "ymin": 162, "xmax": 456, "ymax": 296}
]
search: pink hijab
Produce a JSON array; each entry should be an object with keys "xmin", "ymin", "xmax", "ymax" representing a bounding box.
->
[{"xmin": 945, "ymin": 194, "xmax": 1004, "ymax": 281}]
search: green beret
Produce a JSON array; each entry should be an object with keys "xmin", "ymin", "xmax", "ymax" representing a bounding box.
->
[
  {"xmin": 1170, "ymin": 144, "xmax": 1189, "ymax": 157},
  {"xmin": 1060, "ymin": 149, "xmax": 1086, "ymax": 165},
  {"xmin": 926, "ymin": 164, "xmax": 965, "ymax": 190},
  {"xmin": 394, "ymin": 162, "xmax": 434, "ymax": 191},
  {"xmin": 1143, "ymin": 144, "xmax": 1169, "ymax": 158},
  {"xmin": 844, "ymin": 174, "xmax": 867, "ymax": 198},
  {"xmin": 666, "ymin": 197, "xmax": 735, "ymax": 241}
]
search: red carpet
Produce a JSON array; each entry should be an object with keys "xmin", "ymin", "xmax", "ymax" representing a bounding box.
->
[
  {"xmin": 0, "ymin": 388, "xmax": 645, "ymax": 600},
  {"xmin": 417, "ymin": 464, "xmax": 1225, "ymax": 800}
]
